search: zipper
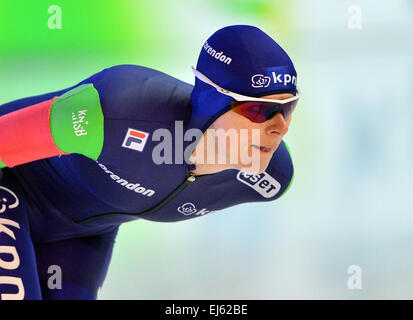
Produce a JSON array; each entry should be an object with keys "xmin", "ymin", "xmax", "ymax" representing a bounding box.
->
[{"xmin": 75, "ymin": 166, "xmax": 201, "ymax": 225}]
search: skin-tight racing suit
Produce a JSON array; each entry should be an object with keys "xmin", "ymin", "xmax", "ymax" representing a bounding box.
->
[{"xmin": 0, "ymin": 65, "xmax": 294, "ymax": 299}]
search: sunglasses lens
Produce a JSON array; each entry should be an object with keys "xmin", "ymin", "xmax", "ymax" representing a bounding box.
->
[
  {"xmin": 230, "ymin": 101, "xmax": 269, "ymax": 123},
  {"xmin": 231, "ymin": 99, "xmax": 298, "ymax": 123},
  {"xmin": 280, "ymin": 99, "xmax": 299, "ymax": 120}
]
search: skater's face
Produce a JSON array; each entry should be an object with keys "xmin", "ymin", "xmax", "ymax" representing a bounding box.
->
[{"xmin": 205, "ymin": 93, "xmax": 294, "ymax": 174}]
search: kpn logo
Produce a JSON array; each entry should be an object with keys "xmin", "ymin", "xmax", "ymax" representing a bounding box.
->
[
  {"xmin": 177, "ymin": 202, "xmax": 212, "ymax": 216},
  {"xmin": 122, "ymin": 128, "xmax": 150, "ymax": 152},
  {"xmin": 251, "ymin": 72, "xmax": 297, "ymax": 89}
]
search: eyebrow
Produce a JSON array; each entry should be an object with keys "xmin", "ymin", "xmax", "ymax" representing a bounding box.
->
[{"xmin": 262, "ymin": 94, "xmax": 294, "ymax": 100}]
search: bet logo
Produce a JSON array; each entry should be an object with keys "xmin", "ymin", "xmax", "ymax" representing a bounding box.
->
[
  {"xmin": 0, "ymin": 186, "xmax": 19, "ymax": 214},
  {"xmin": 251, "ymin": 74, "xmax": 271, "ymax": 88},
  {"xmin": 236, "ymin": 171, "xmax": 281, "ymax": 198}
]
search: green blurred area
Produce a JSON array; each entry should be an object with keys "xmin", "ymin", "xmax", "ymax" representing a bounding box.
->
[
  {"xmin": 0, "ymin": 0, "xmax": 296, "ymax": 58},
  {"xmin": 0, "ymin": 0, "xmax": 189, "ymax": 101},
  {"xmin": 1, "ymin": 0, "xmax": 140, "ymax": 53},
  {"xmin": 0, "ymin": 0, "xmax": 297, "ymax": 103},
  {"xmin": 0, "ymin": 0, "xmax": 200, "ymax": 71}
]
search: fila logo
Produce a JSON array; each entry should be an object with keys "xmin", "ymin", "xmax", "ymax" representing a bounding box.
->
[
  {"xmin": 122, "ymin": 128, "xmax": 149, "ymax": 152},
  {"xmin": 236, "ymin": 171, "xmax": 281, "ymax": 198}
]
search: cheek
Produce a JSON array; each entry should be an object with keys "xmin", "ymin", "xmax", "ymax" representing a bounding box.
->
[
  {"xmin": 210, "ymin": 111, "xmax": 235, "ymax": 131},
  {"xmin": 210, "ymin": 112, "xmax": 265, "ymax": 148},
  {"xmin": 286, "ymin": 117, "xmax": 292, "ymax": 129}
]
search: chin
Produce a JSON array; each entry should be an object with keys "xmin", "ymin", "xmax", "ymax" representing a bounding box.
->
[
  {"xmin": 237, "ymin": 146, "xmax": 274, "ymax": 174},
  {"xmin": 238, "ymin": 159, "xmax": 270, "ymax": 175}
]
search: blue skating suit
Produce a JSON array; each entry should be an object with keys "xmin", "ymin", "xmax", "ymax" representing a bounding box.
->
[{"xmin": 0, "ymin": 65, "xmax": 293, "ymax": 299}]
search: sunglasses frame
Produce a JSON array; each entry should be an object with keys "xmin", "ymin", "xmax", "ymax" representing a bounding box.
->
[{"xmin": 191, "ymin": 66, "xmax": 300, "ymax": 104}]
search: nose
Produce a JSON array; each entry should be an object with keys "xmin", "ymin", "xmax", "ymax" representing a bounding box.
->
[{"xmin": 264, "ymin": 112, "xmax": 289, "ymax": 136}]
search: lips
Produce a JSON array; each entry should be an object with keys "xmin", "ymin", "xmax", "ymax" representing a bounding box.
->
[
  {"xmin": 260, "ymin": 146, "xmax": 272, "ymax": 152},
  {"xmin": 252, "ymin": 145, "xmax": 272, "ymax": 153}
]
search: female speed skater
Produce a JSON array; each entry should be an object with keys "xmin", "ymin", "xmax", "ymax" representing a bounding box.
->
[{"xmin": 0, "ymin": 25, "xmax": 300, "ymax": 299}]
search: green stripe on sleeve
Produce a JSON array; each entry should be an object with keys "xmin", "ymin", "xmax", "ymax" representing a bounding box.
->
[
  {"xmin": 50, "ymin": 84, "xmax": 104, "ymax": 161},
  {"xmin": 0, "ymin": 158, "xmax": 6, "ymax": 168}
]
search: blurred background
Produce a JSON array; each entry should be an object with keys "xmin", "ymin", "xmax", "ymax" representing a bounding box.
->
[{"xmin": 1, "ymin": 0, "xmax": 412, "ymax": 299}]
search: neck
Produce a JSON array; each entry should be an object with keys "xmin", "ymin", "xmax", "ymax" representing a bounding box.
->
[
  {"xmin": 189, "ymin": 161, "xmax": 229, "ymax": 176},
  {"xmin": 188, "ymin": 133, "xmax": 237, "ymax": 176}
]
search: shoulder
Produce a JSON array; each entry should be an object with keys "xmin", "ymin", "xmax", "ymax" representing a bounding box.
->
[
  {"xmin": 91, "ymin": 65, "xmax": 193, "ymax": 122},
  {"xmin": 100, "ymin": 64, "xmax": 177, "ymax": 86}
]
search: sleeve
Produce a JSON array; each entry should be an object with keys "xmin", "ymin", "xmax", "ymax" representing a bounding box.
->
[{"xmin": 0, "ymin": 68, "xmax": 110, "ymax": 169}]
